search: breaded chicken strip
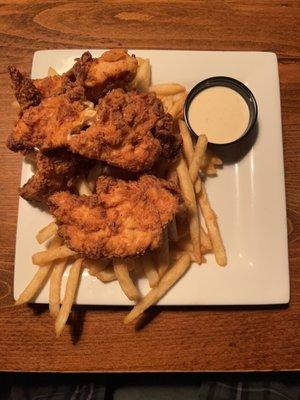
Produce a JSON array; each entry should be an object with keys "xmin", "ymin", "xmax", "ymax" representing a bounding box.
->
[
  {"xmin": 34, "ymin": 75, "xmax": 65, "ymax": 98},
  {"xmin": 69, "ymin": 89, "xmax": 182, "ymax": 172},
  {"xmin": 84, "ymin": 49, "xmax": 138, "ymax": 101},
  {"xmin": 8, "ymin": 65, "xmax": 84, "ymax": 107},
  {"xmin": 8, "ymin": 65, "xmax": 41, "ymax": 110},
  {"xmin": 20, "ymin": 150, "xmax": 90, "ymax": 203},
  {"xmin": 33, "ymin": 49, "xmax": 137, "ymax": 102},
  {"xmin": 7, "ymin": 94, "xmax": 96, "ymax": 153},
  {"xmin": 48, "ymin": 175, "xmax": 181, "ymax": 259}
]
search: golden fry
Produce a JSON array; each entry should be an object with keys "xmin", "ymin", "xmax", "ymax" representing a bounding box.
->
[
  {"xmin": 149, "ymin": 83, "xmax": 186, "ymax": 96},
  {"xmin": 179, "ymin": 119, "xmax": 194, "ymax": 165},
  {"xmin": 131, "ymin": 58, "xmax": 151, "ymax": 91},
  {"xmin": 162, "ymin": 96, "xmax": 173, "ymax": 113},
  {"xmin": 200, "ymin": 224, "xmax": 212, "ymax": 252},
  {"xmin": 36, "ymin": 221, "xmax": 57, "ymax": 244},
  {"xmin": 178, "ymin": 120, "xmax": 202, "ymax": 193},
  {"xmin": 84, "ymin": 259, "xmax": 114, "ymax": 282},
  {"xmin": 142, "ymin": 253, "xmax": 160, "ymax": 288},
  {"xmin": 48, "ymin": 66, "xmax": 58, "ymax": 77},
  {"xmin": 124, "ymin": 253, "xmax": 191, "ymax": 324},
  {"xmin": 15, "ymin": 236, "xmax": 62, "ymax": 305},
  {"xmin": 155, "ymin": 230, "xmax": 170, "ymax": 278},
  {"xmin": 84, "ymin": 258, "xmax": 110, "ymax": 275},
  {"xmin": 201, "ymin": 150, "xmax": 223, "ymax": 176},
  {"xmin": 74, "ymin": 176, "xmax": 93, "ymax": 196},
  {"xmin": 15, "ymin": 267, "xmax": 51, "ymax": 305},
  {"xmin": 55, "ymin": 258, "xmax": 83, "ymax": 337},
  {"xmin": 168, "ymin": 92, "xmax": 187, "ymax": 118},
  {"xmin": 97, "ymin": 266, "xmax": 117, "ymax": 282},
  {"xmin": 113, "ymin": 259, "xmax": 140, "ymax": 301},
  {"xmin": 199, "ymin": 185, "xmax": 227, "ymax": 266},
  {"xmin": 32, "ymin": 245, "xmax": 76, "ymax": 266},
  {"xmin": 87, "ymin": 162, "xmax": 103, "ymax": 192},
  {"xmin": 189, "ymin": 135, "xmax": 208, "ymax": 184},
  {"xmin": 49, "ymin": 257, "xmax": 68, "ymax": 317},
  {"xmin": 176, "ymin": 156, "xmax": 201, "ymax": 263}
]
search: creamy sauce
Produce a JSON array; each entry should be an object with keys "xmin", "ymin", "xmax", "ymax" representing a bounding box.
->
[{"xmin": 188, "ymin": 86, "xmax": 250, "ymax": 144}]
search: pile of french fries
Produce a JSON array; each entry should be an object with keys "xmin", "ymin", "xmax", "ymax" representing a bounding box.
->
[{"xmin": 15, "ymin": 57, "xmax": 227, "ymax": 337}]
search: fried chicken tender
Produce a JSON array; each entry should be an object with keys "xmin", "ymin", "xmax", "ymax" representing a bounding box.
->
[
  {"xmin": 20, "ymin": 150, "xmax": 90, "ymax": 203},
  {"xmin": 34, "ymin": 75, "xmax": 65, "ymax": 98},
  {"xmin": 32, "ymin": 49, "xmax": 137, "ymax": 102},
  {"xmin": 84, "ymin": 49, "xmax": 138, "ymax": 101},
  {"xmin": 8, "ymin": 65, "xmax": 41, "ymax": 110},
  {"xmin": 7, "ymin": 94, "xmax": 96, "ymax": 153},
  {"xmin": 9, "ymin": 65, "xmax": 83, "ymax": 107},
  {"xmin": 69, "ymin": 89, "xmax": 182, "ymax": 172},
  {"xmin": 48, "ymin": 175, "xmax": 181, "ymax": 259}
]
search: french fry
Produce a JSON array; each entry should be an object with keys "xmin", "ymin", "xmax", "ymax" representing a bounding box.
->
[
  {"xmin": 171, "ymin": 249, "xmax": 198, "ymax": 263},
  {"xmin": 200, "ymin": 224, "xmax": 212, "ymax": 252},
  {"xmin": 176, "ymin": 156, "xmax": 201, "ymax": 263},
  {"xmin": 161, "ymin": 96, "xmax": 173, "ymax": 113},
  {"xmin": 178, "ymin": 120, "xmax": 203, "ymax": 193},
  {"xmin": 48, "ymin": 66, "xmax": 58, "ymax": 77},
  {"xmin": 179, "ymin": 119, "xmax": 194, "ymax": 165},
  {"xmin": 168, "ymin": 92, "xmax": 187, "ymax": 118},
  {"xmin": 15, "ymin": 236, "xmax": 62, "ymax": 305},
  {"xmin": 155, "ymin": 230, "xmax": 170, "ymax": 278},
  {"xmin": 97, "ymin": 266, "xmax": 117, "ymax": 282},
  {"xmin": 74, "ymin": 176, "xmax": 93, "ymax": 196},
  {"xmin": 131, "ymin": 58, "xmax": 151, "ymax": 91},
  {"xmin": 87, "ymin": 163, "xmax": 103, "ymax": 192},
  {"xmin": 189, "ymin": 135, "xmax": 208, "ymax": 184},
  {"xmin": 15, "ymin": 267, "xmax": 51, "ymax": 306},
  {"xmin": 32, "ymin": 245, "xmax": 76, "ymax": 266},
  {"xmin": 149, "ymin": 83, "xmax": 186, "ymax": 96},
  {"xmin": 168, "ymin": 218, "xmax": 178, "ymax": 242},
  {"xmin": 113, "ymin": 259, "xmax": 140, "ymax": 301},
  {"xmin": 55, "ymin": 258, "xmax": 83, "ymax": 337},
  {"xmin": 177, "ymin": 237, "xmax": 194, "ymax": 253},
  {"xmin": 36, "ymin": 221, "xmax": 57, "ymax": 244},
  {"xmin": 142, "ymin": 254, "xmax": 159, "ymax": 288},
  {"xmin": 124, "ymin": 253, "xmax": 191, "ymax": 324},
  {"xmin": 49, "ymin": 257, "xmax": 68, "ymax": 317},
  {"xmin": 201, "ymin": 150, "xmax": 223, "ymax": 176},
  {"xmin": 199, "ymin": 185, "xmax": 227, "ymax": 266},
  {"xmin": 84, "ymin": 258, "xmax": 111, "ymax": 276}
]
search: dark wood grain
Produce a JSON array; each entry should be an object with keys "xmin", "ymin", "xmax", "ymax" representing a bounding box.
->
[{"xmin": 0, "ymin": 0, "xmax": 299, "ymax": 372}]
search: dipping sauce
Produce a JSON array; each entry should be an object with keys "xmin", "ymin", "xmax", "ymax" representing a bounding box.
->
[{"xmin": 187, "ymin": 86, "xmax": 250, "ymax": 144}]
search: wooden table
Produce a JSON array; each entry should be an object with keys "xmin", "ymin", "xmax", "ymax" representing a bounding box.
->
[{"xmin": 0, "ymin": 0, "xmax": 299, "ymax": 372}]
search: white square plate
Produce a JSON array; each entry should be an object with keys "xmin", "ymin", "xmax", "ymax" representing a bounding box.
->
[{"xmin": 14, "ymin": 50, "xmax": 289, "ymax": 305}]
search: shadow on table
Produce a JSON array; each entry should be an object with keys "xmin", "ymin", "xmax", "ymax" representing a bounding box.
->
[{"xmin": 27, "ymin": 301, "xmax": 289, "ymax": 341}]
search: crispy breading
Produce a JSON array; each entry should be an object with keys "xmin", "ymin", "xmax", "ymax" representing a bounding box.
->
[
  {"xmin": 20, "ymin": 150, "xmax": 91, "ymax": 203},
  {"xmin": 84, "ymin": 49, "xmax": 138, "ymax": 101},
  {"xmin": 48, "ymin": 175, "xmax": 181, "ymax": 259},
  {"xmin": 7, "ymin": 95, "xmax": 96, "ymax": 153},
  {"xmin": 69, "ymin": 89, "xmax": 182, "ymax": 172},
  {"xmin": 34, "ymin": 75, "xmax": 65, "ymax": 98},
  {"xmin": 32, "ymin": 50, "xmax": 137, "ymax": 102},
  {"xmin": 8, "ymin": 65, "xmax": 41, "ymax": 110}
]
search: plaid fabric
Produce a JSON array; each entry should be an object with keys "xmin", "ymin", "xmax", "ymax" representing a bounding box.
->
[
  {"xmin": 8, "ymin": 383, "xmax": 106, "ymax": 400},
  {"xmin": 3, "ymin": 376, "xmax": 300, "ymax": 400},
  {"xmin": 198, "ymin": 381, "xmax": 300, "ymax": 400}
]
